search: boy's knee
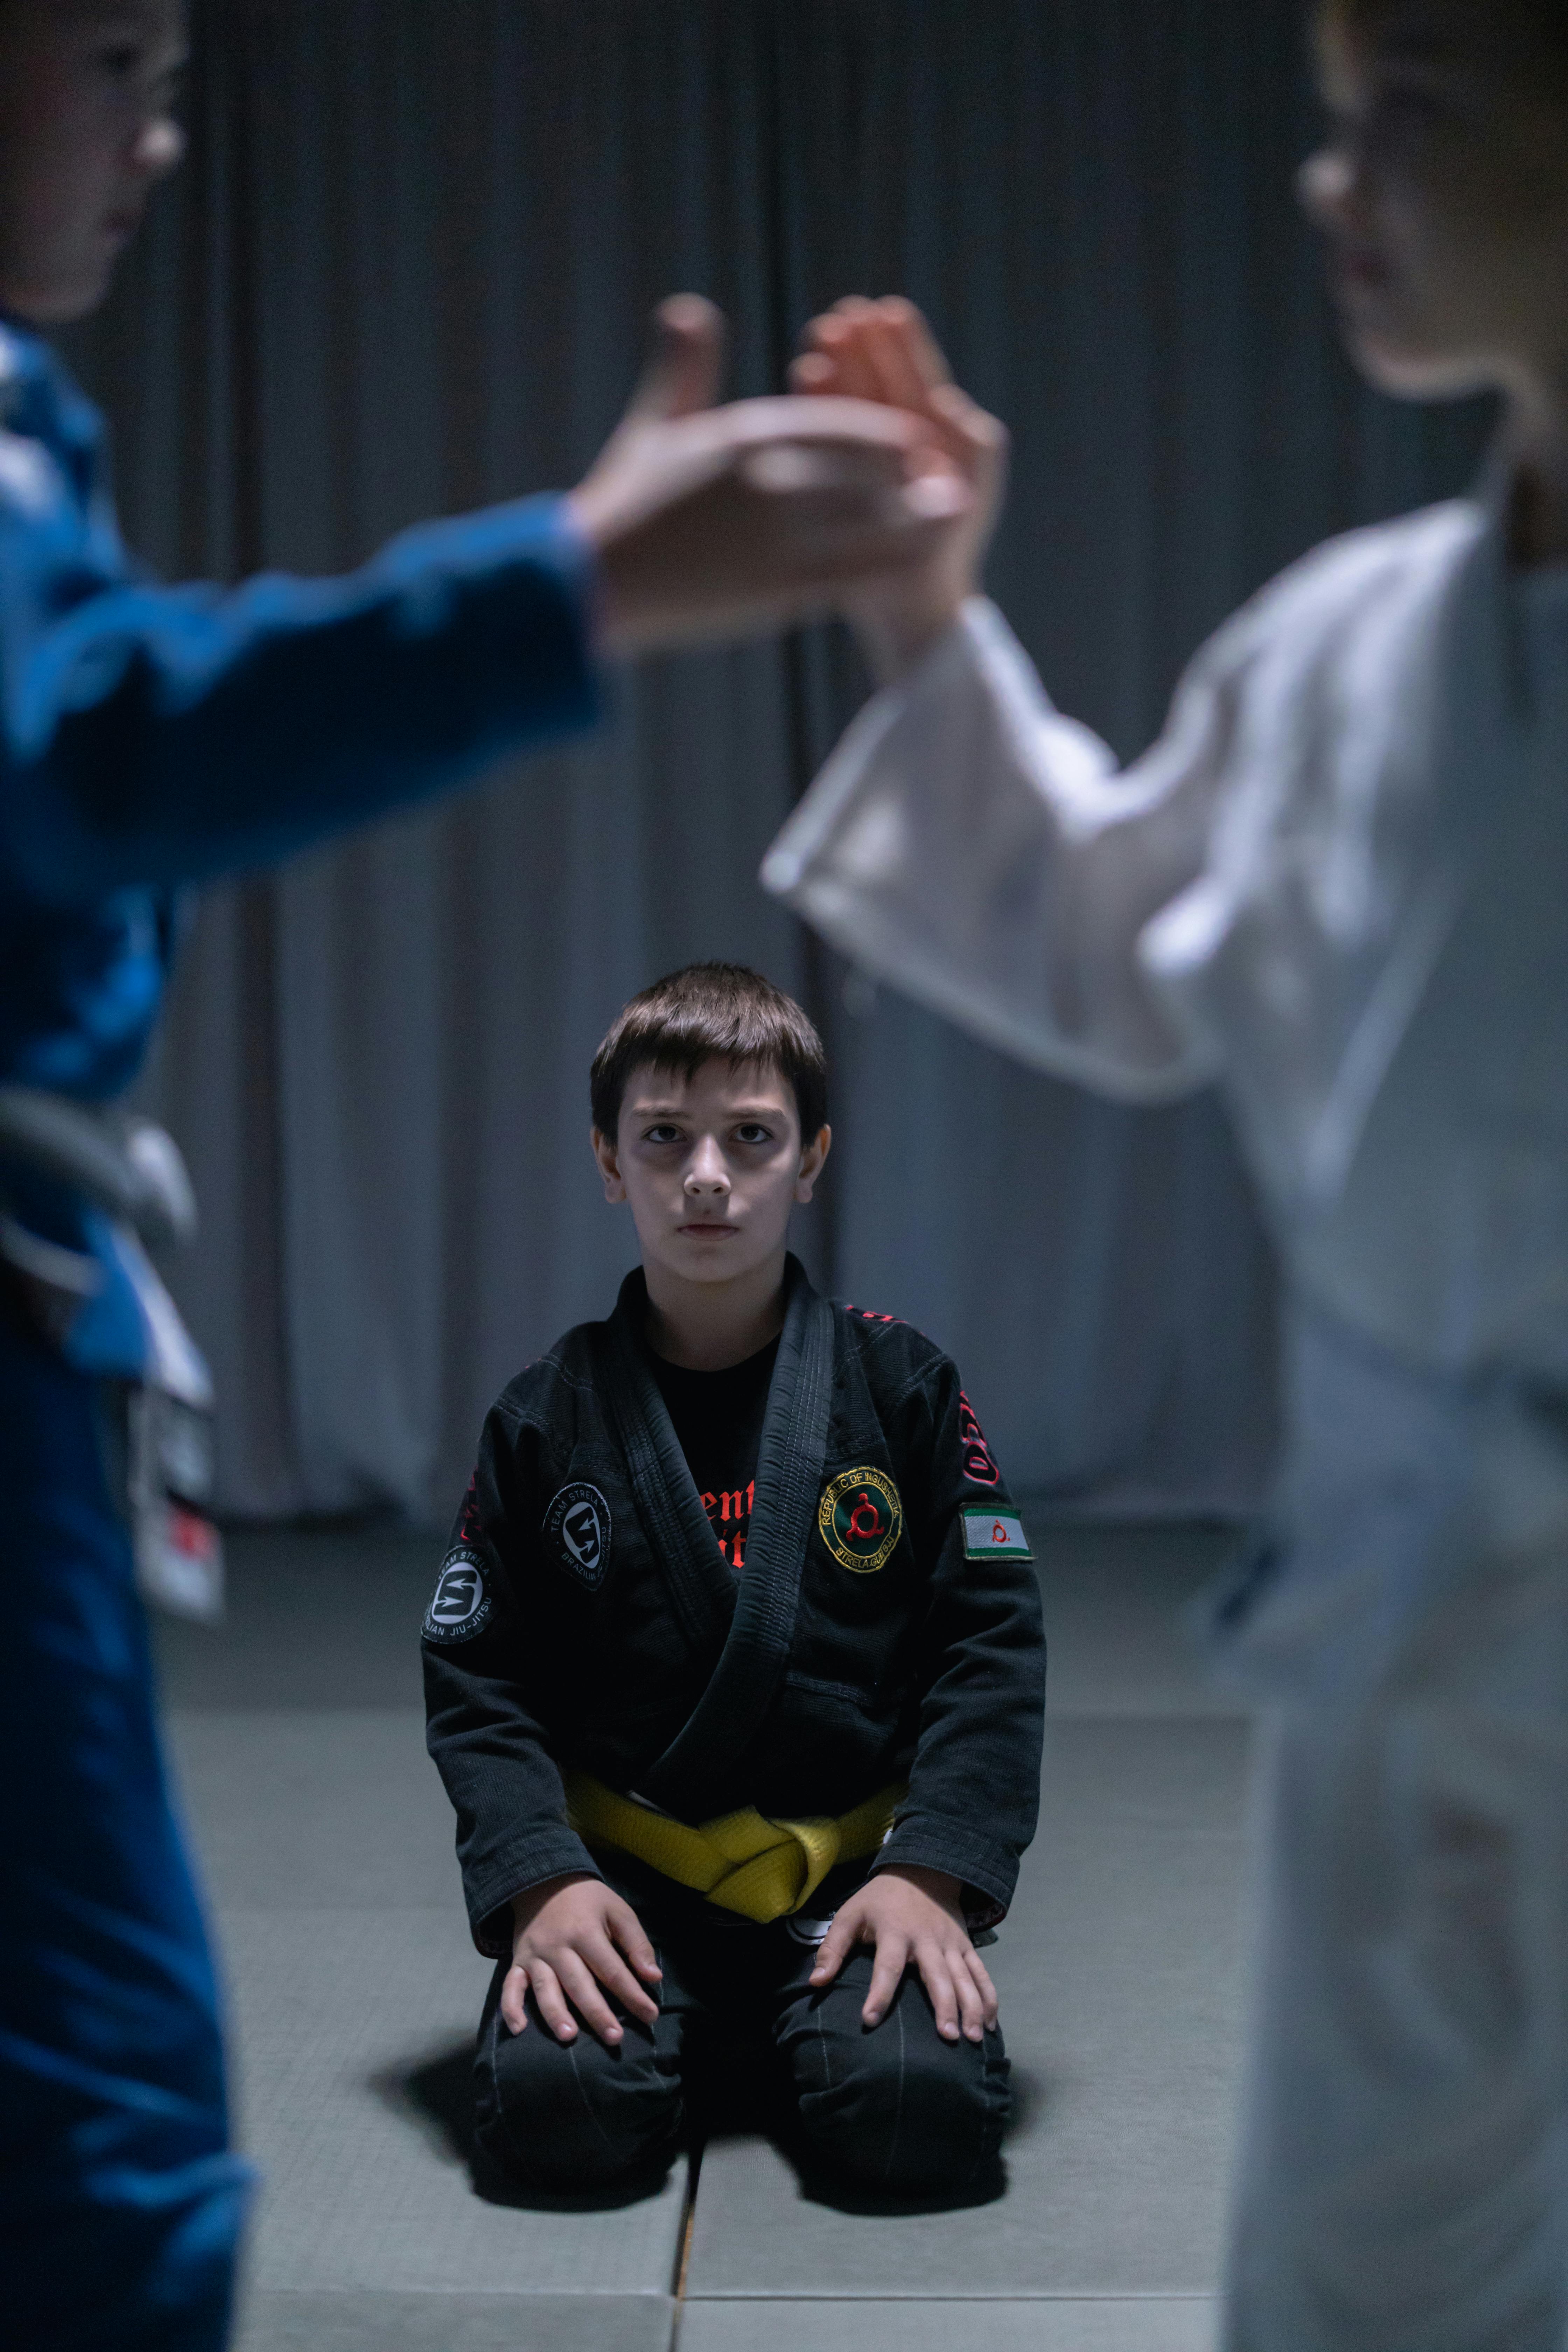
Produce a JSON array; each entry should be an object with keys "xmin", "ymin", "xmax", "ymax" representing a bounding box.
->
[
  {"xmin": 796, "ymin": 2000, "xmax": 1008, "ymax": 2192},
  {"xmin": 475, "ymin": 2010, "xmax": 682, "ymax": 2191}
]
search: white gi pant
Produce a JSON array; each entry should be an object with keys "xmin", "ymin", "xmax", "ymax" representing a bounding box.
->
[{"xmin": 1220, "ymin": 1303, "xmax": 1568, "ymax": 2352}]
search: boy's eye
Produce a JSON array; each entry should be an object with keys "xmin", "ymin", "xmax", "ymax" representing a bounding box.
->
[
  {"xmin": 89, "ymin": 33, "xmax": 186, "ymax": 104},
  {"xmin": 734, "ymin": 1124, "xmax": 774, "ymax": 1145},
  {"xmin": 94, "ymin": 38, "xmax": 149, "ymax": 80},
  {"xmin": 642, "ymin": 1124, "xmax": 682, "ymax": 1146}
]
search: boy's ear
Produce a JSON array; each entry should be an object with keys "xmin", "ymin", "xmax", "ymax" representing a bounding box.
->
[
  {"xmin": 592, "ymin": 1124, "xmax": 628, "ymax": 1204},
  {"xmin": 795, "ymin": 1124, "xmax": 832, "ymax": 1205}
]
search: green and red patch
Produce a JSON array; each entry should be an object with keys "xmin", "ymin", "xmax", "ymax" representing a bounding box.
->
[{"xmin": 818, "ymin": 1466, "xmax": 903, "ymax": 1573}]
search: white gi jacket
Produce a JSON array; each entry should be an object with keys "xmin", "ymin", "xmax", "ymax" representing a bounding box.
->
[{"xmin": 765, "ymin": 489, "xmax": 1568, "ymax": 1707}]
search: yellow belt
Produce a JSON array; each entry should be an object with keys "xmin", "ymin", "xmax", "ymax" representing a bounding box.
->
[{"xmin": 564, "ymin": 1770, "xmax": 907, "ymax": 1925}]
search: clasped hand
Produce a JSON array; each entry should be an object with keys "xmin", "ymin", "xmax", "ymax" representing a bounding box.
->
[
  {"xmin": 567, "ymin": 294, "xmax": 974, "ymax": 656},
  {"xmin": 504, "ymin": 1863, "xmax": 998, "ymax": 2049}
]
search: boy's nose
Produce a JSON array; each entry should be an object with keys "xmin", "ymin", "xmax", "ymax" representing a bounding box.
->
[
  {"xmin": 1297, "ymin": 146, "xmax": 1356, "ymax": 232},
  {"xmin": 685, "ymin": 1141, "xmax": 730, "ymax": 1192},
  {"xmin": 134, "ymin": 118, "xmax": 187, "ymax": 185}
]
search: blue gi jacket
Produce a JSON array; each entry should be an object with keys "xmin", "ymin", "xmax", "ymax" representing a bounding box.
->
[
  {"xmin": 0, "ymin": 318, "xmax": 599, "ymax": 1372},
  {"xmin": 0, "ymin": 317, "xmax": 599, "ymax": 1105}
]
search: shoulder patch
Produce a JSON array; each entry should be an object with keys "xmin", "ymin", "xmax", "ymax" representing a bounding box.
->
[
  {"xmin": 423, "ymin": 1547, "xmax": 495, "ymax": 1644},
  {"xmin": 958, "ymin": 1391, "xmax": 1002, "ymax": 1488},
  {"xmin": 544, "ymin": 1482, "xmax": 612, "ymax": 1590},
  {"xmin": 819, "ymin": 1466, "xmax": 904, "ymax": 1573},
  {"xmin": 962, "ymin": 1510, "xmax": 1033, "ymax": 1562}
]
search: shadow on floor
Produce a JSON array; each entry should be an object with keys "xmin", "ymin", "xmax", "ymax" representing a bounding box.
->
[{"xmin": 376, "ymin": 2034, "xmax": 1043, "ymax": 2219}]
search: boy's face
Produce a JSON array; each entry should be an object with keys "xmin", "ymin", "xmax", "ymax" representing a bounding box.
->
[
  {"xmin": 0, "ymin": 0, "xmax": 187, "ymax": 327},
  {"xmin": 1301, "ymin": 4, "xmax": 1568, "ymax": 399},
  {"xmin": 594, "ymin": 1057, "xmax": 830, "ymax": 1297}
]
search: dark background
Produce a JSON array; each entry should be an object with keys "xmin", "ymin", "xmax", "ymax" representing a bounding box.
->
[{"xmin": 65, "ymin": 0, "xmax": 1491, "ymax": 1522}]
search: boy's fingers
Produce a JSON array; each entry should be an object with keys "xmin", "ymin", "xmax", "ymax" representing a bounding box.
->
[
  {"xmin": 848, "ymin": 323, "xmax": 997, "ymax": 492},
  {"xmin": 808, "ymin": 1913, "xmax": 858, "ymax": 1984},
  {"xmin": 528, "ymin": 1960, "xmax": 579, "ymax": 2045},
  {"xmin": 789, "ymin": 350, "xmax": 839, "ymax": 394},
  {"xmin": 556, "ymin": 1949, "xmax": 626, "ymax": 2047},
  {"xmin": 915, "ymin": 1940, "xmax": 962, "ymax": 2040},
  {"xmin": 862, "ymin": 1933, "xmax": 909, "ymax": 2028},
  {"xmin": 965, "ymin": 1947, "xmax": 1001, "ymax": 2029},
  {"xmin": 499, "ymin": 1963, "xmax": 530, "ymax": 2037},
  {"xmin": 878, "ymin": 296, "xmax": 955, "ymax": 392},
  {"xmin": 735, "ymin": 469, "xmax": 969, "ymax": 554},
  {"xmin": 624, "ymin": 293, "xmax": 726, "ymax": 424},
  {"xmin": 811, "ymin": 314, "xmax": 883, "ymax": 406},
  {"xmin": 585, "ymin": 1933, "xmax": 660, "ymax": 2024},
  {"xmin": 861, "ymin": 306, "xmax": 943, "ymax": 422},
  {"xmin": 606, "ymin": 1902, "xmax": 663, "ymax": 1982},
  {"xmin": 930, "ymin": 380, "xmax": 1010, "ymax": 465},
  {"xmin": 951, "ymin": 1948, "xmax": 987, "ymax": 2043},
  {"xmin": 722, "ymin": 393, "xmax": 944, "ymax": 467}
]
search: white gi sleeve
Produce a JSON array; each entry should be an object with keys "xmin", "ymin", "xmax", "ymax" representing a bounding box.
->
[{"xmin": 762, "ymin": 597, "xmax": 1243, "ymax": 1102}]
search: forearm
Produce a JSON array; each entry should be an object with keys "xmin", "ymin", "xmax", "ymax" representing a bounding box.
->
[
  {"xmin": 763, "ymin": 597, "xmax": 1222, "ymax": 1097},
  {"xmin": 425, "ymin": 1649, "xmax": 600, "ymax": 1958},
  {"xmin": 883, "ymin": 1550, "xmax": 1046, "ymax": 1918},
  {"xmin": 443, "ymin": 1771, "xmax": 604, "ymax": 1959},
  {"xmin": 469, "ymin": 1828, "xmax": 604, "ymax": 1958},
  {"xmin": 4, "ymin": 496, "xmax": 598, "ymax": 903},
  {"xmin": 876, "ymin": 1804, "xmax": 1024, "ymax": 1920}
]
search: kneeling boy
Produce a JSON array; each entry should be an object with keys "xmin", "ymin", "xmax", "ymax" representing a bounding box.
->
[{"xmin": 423, "ymin": 963, "xmax": 1046, "ymax": 2195}]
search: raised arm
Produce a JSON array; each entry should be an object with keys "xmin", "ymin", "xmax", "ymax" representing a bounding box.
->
[
  {"xmin": 765, "ymin": 298, "xmax": 1237, "ymax": 1101},
  {"xmin": 1, "ymin": 298, "xmax": 970, "ymax": 904}
]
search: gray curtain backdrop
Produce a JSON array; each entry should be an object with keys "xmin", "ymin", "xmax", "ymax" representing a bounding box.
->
[{"xmin": 69, "ymin": 0, "xmax": 1490, "ymax": 1524}]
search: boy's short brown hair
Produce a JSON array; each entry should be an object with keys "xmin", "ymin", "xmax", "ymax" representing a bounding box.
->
[
  {"xmin": 590, "ymin": 964, "xmax": 828, "ymax": 1141},
  {"xmin": 1317, "ymin": 0, "xmax": 1568, "ymax": 82}
]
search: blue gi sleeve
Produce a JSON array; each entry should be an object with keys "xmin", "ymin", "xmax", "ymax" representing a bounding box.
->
[{"xmin": 1, "ymin": 492, "xmax": 599, "ymax": 904}]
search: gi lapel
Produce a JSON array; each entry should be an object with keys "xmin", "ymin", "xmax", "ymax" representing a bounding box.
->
[{"xmin": 599, "ymin": 1255, "xmax": 836, "ymax": 1820}]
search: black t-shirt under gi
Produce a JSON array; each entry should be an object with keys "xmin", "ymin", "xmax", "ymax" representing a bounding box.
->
[{"xmin": 646, "ymin": 1336, "xmax": 778, "ymax": 1575}]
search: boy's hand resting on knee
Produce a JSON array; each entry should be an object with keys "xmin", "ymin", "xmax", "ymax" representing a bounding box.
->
[
  {"xmin": 808, "ymin": 1864, "xmax": 999, "ymax": 2044},
  {"xmin": 504, "ymin": 1873, "xmax": 662, "ymax": 2047}
]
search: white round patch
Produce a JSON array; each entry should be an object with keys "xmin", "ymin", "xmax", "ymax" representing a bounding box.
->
[
  {"xmin": 544, "ymin": 1482, "xmax": 612, "ymax": 1590},
  {"xmin": 422, "ymin": 1548, "xmax": 494, "ymax": 1644}
]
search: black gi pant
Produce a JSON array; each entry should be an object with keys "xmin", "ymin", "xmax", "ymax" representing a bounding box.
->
[{"xmin": 474, "ymin": 1855, "xmax": 1010, "ymax": 2198}]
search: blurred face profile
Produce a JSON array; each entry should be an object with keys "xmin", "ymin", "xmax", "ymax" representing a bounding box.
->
[
  {"xmin": 0, "ymin": 0, "xmax": 187, "ymax": 326},
  {"xmin": 1299, "ymin": 1, "xmax": 1568, "ymax": 400}
]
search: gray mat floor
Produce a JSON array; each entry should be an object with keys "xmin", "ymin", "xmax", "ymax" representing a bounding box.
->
[{"xmin": 156, "ymin": 1517, "xmax": 1254, "ymax": 2352}]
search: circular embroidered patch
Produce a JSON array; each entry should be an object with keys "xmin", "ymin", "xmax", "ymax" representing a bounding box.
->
[
  {"xmin": 818, "ymin": 1466, "xmax": 903, "ymax": 1574},
  {"xmin": 422, "ymin": 1548, "xmax": 494, "ymax": 1644},
  {"xmin": 544, "ymin": 1482, "xmax": 612, "ymax": 1590}
]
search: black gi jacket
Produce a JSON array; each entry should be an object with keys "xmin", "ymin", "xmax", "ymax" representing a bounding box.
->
[{"xmin": 424, "ymin": 1257, "xmax": 1046, "ymax": 1957}]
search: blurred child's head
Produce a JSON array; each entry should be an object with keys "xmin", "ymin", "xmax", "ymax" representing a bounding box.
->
[
  {"xmin": 0, "ymin": 0, "xmax": 186, "ymax": 327},
  {"xmin": 1302, "ymin": 1, "xmax": 1568, "ymax": 404},
  {"xmin": 590, "ymin": 965, "xmax": 830, "ymax": 1300}
]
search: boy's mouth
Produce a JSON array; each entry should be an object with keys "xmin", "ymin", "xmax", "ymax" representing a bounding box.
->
[{"xmin": 679, "ymin": 1220, "xmax": 739, "ymax": 1236}]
